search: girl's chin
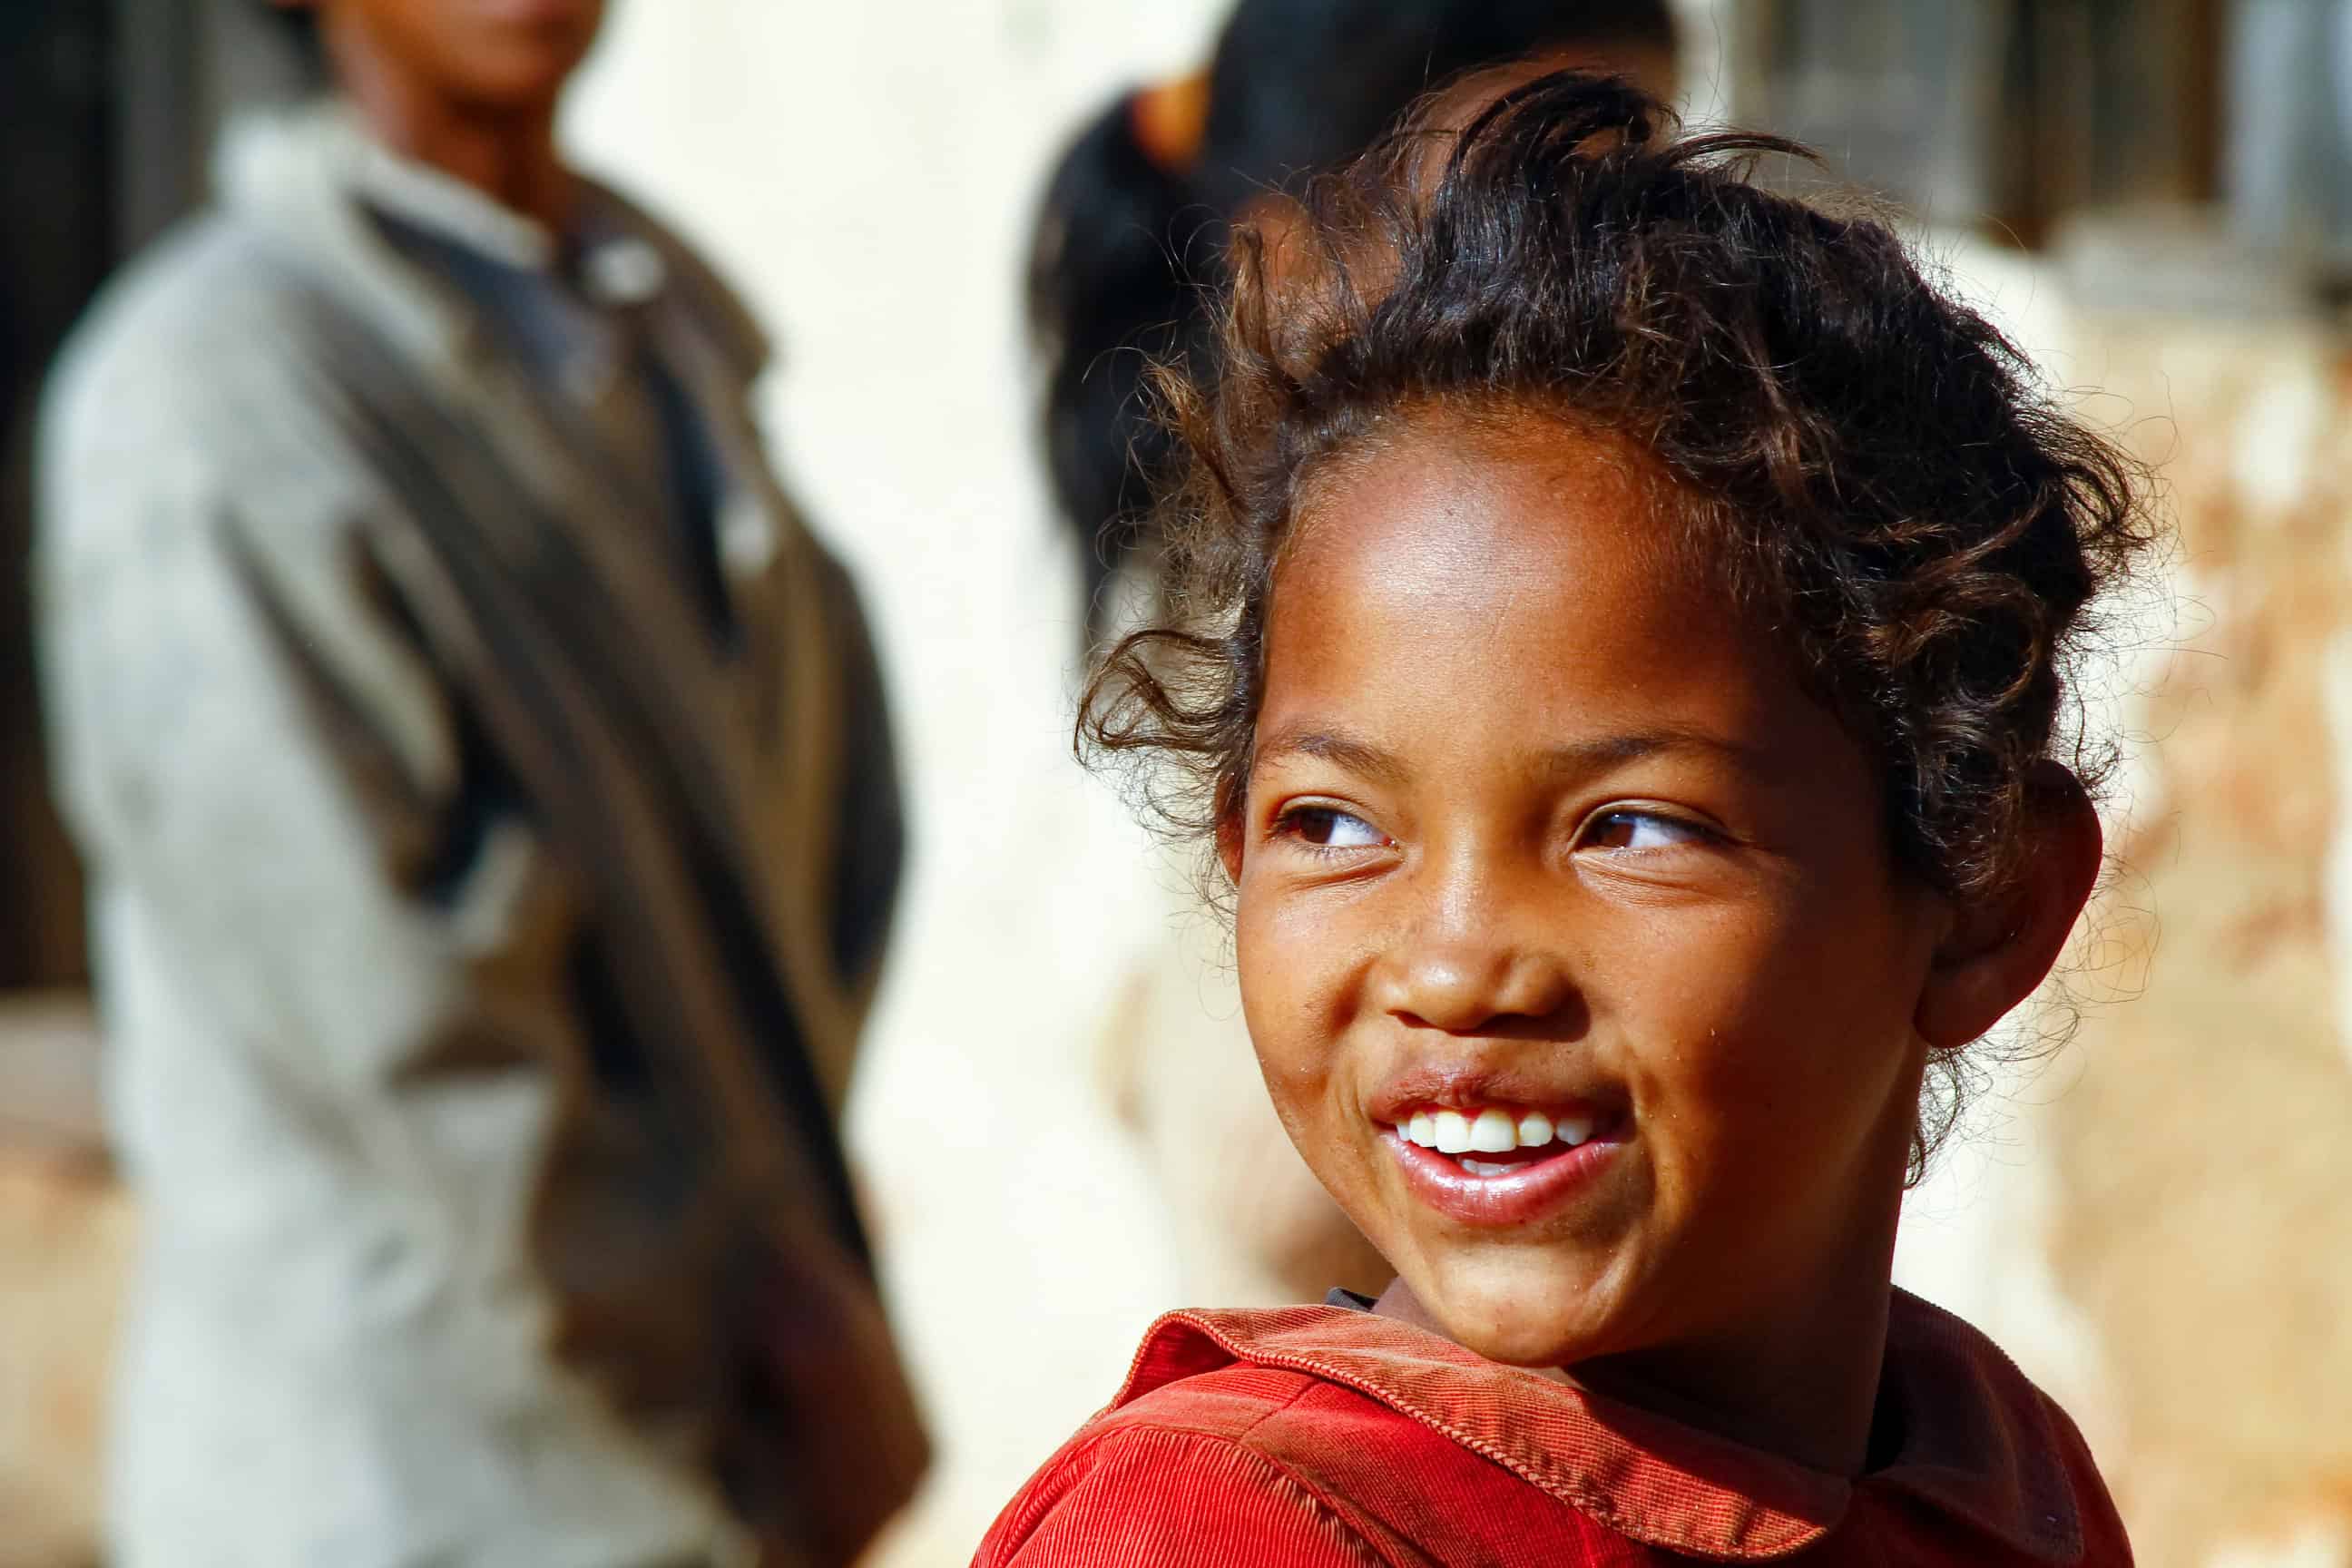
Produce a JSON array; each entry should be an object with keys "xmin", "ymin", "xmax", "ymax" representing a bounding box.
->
[
  {"xmin": 1392, "ymin": 1259, "xmax": 1624, "ymax": 1371},
  {"xmin": 1448, "ymin": 1318, "xmax": 1599, "ymax": 1372}
]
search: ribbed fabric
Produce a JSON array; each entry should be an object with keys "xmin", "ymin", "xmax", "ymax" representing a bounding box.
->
[
  {"xmin": 975, "ymin": 1289, "xmax": 2132, "ymax": 1566},
  {"xmin": 981, "ymin": 1423, "xmax": 1386, "ymax": 1568}
]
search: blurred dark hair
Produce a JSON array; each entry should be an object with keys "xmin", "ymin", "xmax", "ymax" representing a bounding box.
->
[
  {"xmin": 1078, "ymin": 72, "xmax": 2160, "ymax": 1174},
  {"xmin": 1028, "ymin": 0, "xmax": 1681, "ymax": 636}
]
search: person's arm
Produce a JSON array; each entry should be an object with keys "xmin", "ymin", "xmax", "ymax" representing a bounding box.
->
[
  {"xmin": 975, "ymin": 1427, "xmax": 1387, "ymax": 1568},
  {"xmin": 37, "ymin": 338, "xmax": 577, "ymax": 1103}
]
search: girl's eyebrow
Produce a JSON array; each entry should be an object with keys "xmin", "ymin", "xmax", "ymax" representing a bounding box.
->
[
  {"xmin": 1534, "ymin": 728, "xmax": 1765, "ymax": 778},
  {"xmin": 1255, "ymin": 722, "xmax": 1760, "ymax": 784},
  {"xmin": 1254, "ymin": 724, "xmax": 1409, "ymax": 785}
]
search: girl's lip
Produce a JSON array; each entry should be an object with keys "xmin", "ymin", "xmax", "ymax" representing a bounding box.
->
[
  {"xmin": 1367, "ymin": 1066, "xmax": 1622, "ymax": 1126},
  {"xmin": 1382, "ymin": 1125, "xmax": 1624, "ymax": 1228}
]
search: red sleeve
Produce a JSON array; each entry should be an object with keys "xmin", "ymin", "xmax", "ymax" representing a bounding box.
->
[{"xmin": 974, "ymin": 1426, "xmax": 1388, "ymax": 1568}]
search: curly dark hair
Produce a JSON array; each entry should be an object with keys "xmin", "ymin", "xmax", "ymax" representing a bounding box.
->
[{"xmin": 1080, "ymin": 72, "xmax": 2159, "ymax": 1171}]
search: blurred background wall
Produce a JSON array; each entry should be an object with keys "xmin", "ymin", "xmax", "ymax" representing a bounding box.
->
[{"xmin": 2, "ymin": 3, "xmax": 2347, "ymax": 1566}]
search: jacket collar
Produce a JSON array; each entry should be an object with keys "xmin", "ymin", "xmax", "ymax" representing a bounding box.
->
[
  {"xmin": 209, "ymin": 102, "xmax": 789, "ymax": 588},
  {"xmin": 211, "ymin": 103, "xmax": 771, "ymax": 392},
  {"xmin": 1113, "ymin": 1288, "xmax": 2095, "ymax": 1563}
]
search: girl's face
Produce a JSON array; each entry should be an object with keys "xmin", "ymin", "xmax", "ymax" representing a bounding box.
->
[{"xmin": 1230, "ymin": 421, "xmax": 1945, "ymax": 1377}]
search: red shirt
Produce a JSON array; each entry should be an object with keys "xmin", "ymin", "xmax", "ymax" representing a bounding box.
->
[{"xmin": 976, "ymin": 1289, "xmax": 2131, "ymax": 1565}]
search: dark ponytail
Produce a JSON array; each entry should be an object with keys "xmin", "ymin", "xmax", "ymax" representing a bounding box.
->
[{"xmin": 1026, "ymin": 93, "xmax": 1202, "ymax": 632}]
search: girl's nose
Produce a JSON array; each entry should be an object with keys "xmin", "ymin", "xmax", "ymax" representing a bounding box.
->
[{"xmin": 1371, "ymin": 913, "xmax": 1576, "ymax": 1035}]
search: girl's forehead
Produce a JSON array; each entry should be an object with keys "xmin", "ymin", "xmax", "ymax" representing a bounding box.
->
[
  {"xmin": 1262, "ymin": 421, "xmax": 1814, "ymax": 760},
  {"xmin": 1281, "ymin": 416, "xmax": 1690, "ymax": 602}
]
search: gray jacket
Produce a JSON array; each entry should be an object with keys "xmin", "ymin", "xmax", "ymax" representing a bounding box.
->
[{"xmin": 38, "ymin": 107, "xmax": 920, "ymax": 1568}]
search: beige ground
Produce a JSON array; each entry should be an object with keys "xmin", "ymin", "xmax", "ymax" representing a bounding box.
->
[{"xmin": 0, "ymin": 1000, "xmax": 125, "ymax": 1568}]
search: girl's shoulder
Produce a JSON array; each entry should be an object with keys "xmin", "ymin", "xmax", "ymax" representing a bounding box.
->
[
  {"xmin": 975, "ymin": 1304, "xmax": 1676, "ymax": 1567},
  {"xmin": 968, "ymin": 1368, "xmax": 1407, "ymax": 1568},
  {"xmin": 975, "ymin": 1298, "xmax": 2132, "ymax": 1568}
]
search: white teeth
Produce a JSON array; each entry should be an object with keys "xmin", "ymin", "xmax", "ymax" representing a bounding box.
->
[
  {"xmin": 1468, "ymin": 1108, "xmax": 1517, "ymax": 1152},
  {"xmin": 1432, "ymin": 1110, "xmax": 1474, "ymax": 1153},
  {"xmin": 1459, "ymin": 1158, "xmax": 1516, "ymax": 1177},
  {"xmin": 1399, "ymin": 1104, "xmax": 1602, "ymax": 1161}
]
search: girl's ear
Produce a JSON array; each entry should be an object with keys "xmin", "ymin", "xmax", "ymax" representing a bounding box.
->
[
  {"xmin": 1217, "ymin": 812, "xmax": 1246, "ymax": 885},
  {"xmin": 1213, "ymin": 776, "xmax": 1248, "ymax": 884},
  {"xmin": 1914, "ymin": 763, "xmax": 2104, "ymax": 1051}
]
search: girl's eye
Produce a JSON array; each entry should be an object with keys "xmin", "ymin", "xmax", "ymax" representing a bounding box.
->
[
  {"xmin": 1279, "ymin": 806, "xmax": 1387, "ymax": 849},
  {"xmin": 1583, "ymin": 809, "xmax": 1711, "ymax": 852}
]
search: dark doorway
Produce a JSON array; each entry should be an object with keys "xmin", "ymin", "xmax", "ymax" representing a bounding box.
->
[
  {"xmin": 0, "ymin": 0, "xmax": 296, "ymax": 993},
  {"xmin": 0, "ymin": 0, "xmax": 117, "ymax": 991}
]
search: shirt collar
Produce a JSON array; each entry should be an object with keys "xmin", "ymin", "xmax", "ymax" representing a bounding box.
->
[
  {"xmin": 211, "ymin": 105, "xmax": 748, "ymax": 357},
  {"xmin": 220, "ymin": 104, "xmax": 555, "ymax": 270},
  {"xmin": 351, "ymin": 132, "xmax": 558, "ymax": 272},
  {"xmin": 345, "ymin": 131, "xmax": 682, "ymax": 316},
  {"xmin": 1117, "ymin": 1288, "xmax": 2099, "ymax": 1563}
]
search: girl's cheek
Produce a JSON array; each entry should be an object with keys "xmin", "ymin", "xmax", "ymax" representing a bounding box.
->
[
  {"xmin": 1243, "ymin": 962, "xmax": 1338, "ymax": 1105},
  {"xmin": 1235, "ymin": 916, "xmax": 1308, "ymax": 1052}
]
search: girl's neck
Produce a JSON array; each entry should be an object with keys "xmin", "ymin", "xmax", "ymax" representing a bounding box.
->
[
  {"xmin": 1567, "ymin": 1269, "xmax": 1898, "ymax": 1476},
  {"xmin": 1376, "ymin": 1191, "xmax": 1907, "ymax": 1477},
  {"xmin": 327, "ymin": 32, "xmax": 574, "ymax": 231}
]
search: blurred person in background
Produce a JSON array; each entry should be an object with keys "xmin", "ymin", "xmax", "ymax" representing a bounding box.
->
[
  {"xmin": 1018, "ymin": 0, "xmax": 1681, "ymax": 1338},
  {"xmin": 34, "ymin": 2, "xmax": 923, "ymax": 1565}
]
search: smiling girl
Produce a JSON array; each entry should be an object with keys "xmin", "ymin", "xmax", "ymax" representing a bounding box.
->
[{"xmin": 975, "ymin": 72, "xmax": 2151, "ymax": 1567}]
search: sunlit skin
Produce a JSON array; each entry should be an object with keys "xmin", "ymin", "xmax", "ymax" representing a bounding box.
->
[
  {"xmin": 1222, "ymin": 415, "xmax": 2100, "ymax": 1475},
  {"xmin": 275, "ymin": 0, "xmax": 606, "ymax": 227}
]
